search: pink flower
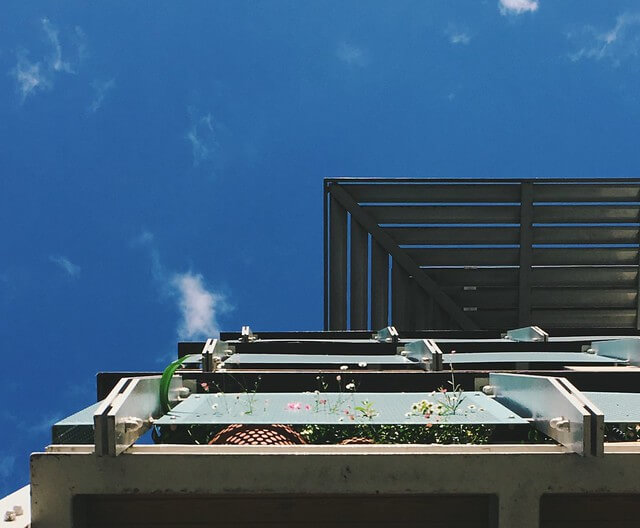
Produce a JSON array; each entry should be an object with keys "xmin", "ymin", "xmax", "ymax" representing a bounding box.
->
[
  {"xmin": 287, "ymin": 402, "xmax": 302, "ymax": 411},
  {"xmin": 319, "ymin": 399, "xmax": 327, "ymax": 405},
  {"xmin": 305, "ymin": 404, "xmax": 311, "ymax": 411}
]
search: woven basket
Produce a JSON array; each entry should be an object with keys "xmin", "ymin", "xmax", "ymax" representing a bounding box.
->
[
  {"xmin": 339, "ymin": 437, "xmax": 374, "ymax": 445},
  {"xmin": 209, "ymin": 424, "xmax": 306, "ymax": 445}
]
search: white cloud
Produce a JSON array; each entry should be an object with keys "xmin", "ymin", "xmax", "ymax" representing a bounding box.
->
[
  {"xmin": 134, "ymin": 231, "xmax": 228, "ymax": 339},
  {"xmin": 446, "ymin": 25, "xmax": 471, "ymax": 45},
  {"xmin": 568, "ymin": 13, "xmax": 640, "ymax": 65},
  {"xmin": 42, "ymin": 17, "xmax": 73, "ymax": 73},
  {"xmin": 186, "ymin": 112, "xmax": 220, "ymax": 167},
  {"xmin": 449, "ymin": 32, "xmax": 471, "ymax": 45},
  {"xmin": 49, "ymin": 255, "xmax": 81, "ymax": 277},
  {"xmin": 88, "ymin": 78, "xmax": 115, "ymax": 113},
  {"xmin": 9, "ymin": 18, "xmax": 86, "ymax": 101},
  {"xmin": 10, "ymin": 52, "xmax": 50, "ymax": 101},
  {"xmin": 337, "ymin": 43, "xmax": 369, "ymax": 67},
  {"xmin": 172, "ymin": 273, "xmax": 224, "ymax": 340},
  {"xmin": 499, "ymin": 0, "xmax": 539, "ymax": 15}
]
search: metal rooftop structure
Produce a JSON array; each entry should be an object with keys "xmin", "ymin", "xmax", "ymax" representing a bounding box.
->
[
  {"xmin": 8, "ymin": 178, "xmax": 640, "ymax": 527},
  {"xmin": 21, "ymin": 326, "xmax": 640, "ymax": 527},
  {"xmin": 324, "ymin": 178, "xmax": 640, "ymax": 331}
]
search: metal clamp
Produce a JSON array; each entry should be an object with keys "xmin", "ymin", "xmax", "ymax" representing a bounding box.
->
[
  {"xmin": 201, "ymin": 338, "xmax": 233, "ymax": 372},
  {"xmin": 503, "ymin": 326, "xmax": 549, "ymax": 342},
  {"xmin": 489, "ymin": 373, "xmax": 603, "ymax": 456},
  {"xmin": 587, "ymin": 338, "xmax": 640, "ymax": 366},
  {"xmin": 399, "ymin": 339, "xmax": 443, "ymax": 371},
  {"xmin": 374, "ymin": 326, "xmax": 399, "ymax": 343},
  {"xmin": 239, "ymin": 325, "xmax": 258, "ymax": 342},
  {"xmin": 94, "ymin": 375, "xmax": 182, "ymax": 456}
]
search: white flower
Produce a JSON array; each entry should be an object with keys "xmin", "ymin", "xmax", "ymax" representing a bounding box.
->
[
  {"xmin": 338, "ymin": 417, "xmax": 344, "ymax": 422},
  {"xmin": 314, "ymin": 390, "xmax": 320, "ymax": 395},
  {"xmin": 340, "ymin": 365, "xmax": 349, "ymax": 370},
  {"xmin": 358, "ymin": 362, "xmax": 367, "ymax": 368},
  {"xmin": 346, "ymin": 382, "xmax": 356, "ymax": 390},
  {"xmin": 405, "ymin": 412, "xmax": 412, "ymax": 418},
  {"xmin": 211, "ymin": 403, "xmax": 218, "ymax": 410}
]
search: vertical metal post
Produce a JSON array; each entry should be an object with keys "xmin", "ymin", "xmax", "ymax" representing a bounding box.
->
[
  {"xmin": 391, "ymin": 260, "xmax": 410, "ymax": 330},
  {"xmin": 329, "ymin": 190, "xmax": 348, "ymax": 330},
  {"xmin": 323, "ymin": 181, "xmax": 329, "ymax": 330},
  {"xmin": 350, "ymin": 218, "xmax": 368, "ymax": 329},
  {"xmin": 518, "ymin": 182, "xmax": 533, "ymax": 326},
  {"xmin": 371, "ymin": 240, "xmax": 389, "ymax": 329}
]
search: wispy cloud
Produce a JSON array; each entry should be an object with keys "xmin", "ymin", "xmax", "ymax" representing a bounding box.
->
[
  {"xmin": 337, "ymin": 42, "xmax": 369, "ymax": 67},
  {"xmin": 567, "ymin": 13, "xmax": 640, "ymax": 65},
  {"xmin": 88, "ymin": 78, "xmax": 115, "ymax": 113},
  {"xmin": 42, "ymin": 17, "xmax": 73, "ymax": 73},
  {"xmin": 134, "ymin": 231, "xmax": 229, "ymax": 339},
  {"xmin": 186, "ymin": 111, "xmax": 220, "ymax": 167},
  {"xmin": 446, "ymin": 26, "xmax": 471, "ymax": 45},
  {"xmin": 173, "ymin": 273, "xmax": 225, "ymax": 339},
  {"xmin": 9, "ymin": 18, "xmax": 86, "ymax": 101},
  {"xmin": 49, "ymin": 255, "xmax": 81, "ymax": 277},
  {"xmin": 499, "ymin": 0, "xmax": 539, "ymax": 15},
  {"xmin": 10, "ymin": 52, "xmax": 50, "ymax": 101}
]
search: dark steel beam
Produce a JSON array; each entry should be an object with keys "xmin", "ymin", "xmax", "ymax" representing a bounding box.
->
[
  {"xmin": 370, "ymin": 239, "xmax": 389, "ymax": 329},
  {"xmin": 329, "ymin": 194, "xmax": 348, "ymax": 330},
  {"xmin": 519, "ymin": 182, "xmax": 533, "ymax": 326},
  {"xmin": 328, "ymin": 183, "xmax": 479, "ymax": 330},
  {"xmin": 350, "ymin": 218, "xmax": 368, "ymax": 329}
]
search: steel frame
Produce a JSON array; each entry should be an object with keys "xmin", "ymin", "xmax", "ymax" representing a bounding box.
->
[{"xmin": 324, "ymin": 178, "xmax": 640, "ymax": 331}]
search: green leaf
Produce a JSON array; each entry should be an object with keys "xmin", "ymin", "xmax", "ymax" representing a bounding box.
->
[{"xmin": 159, "ymin": 355, "xmax": 190, "ymax": 413}]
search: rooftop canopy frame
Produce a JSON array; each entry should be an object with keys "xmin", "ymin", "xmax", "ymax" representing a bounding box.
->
[{"xmin": 324, "ymin": 178, "xmax": 640, "ymax": 331}]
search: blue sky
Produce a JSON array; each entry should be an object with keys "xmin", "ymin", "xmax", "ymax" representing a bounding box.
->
[{"xmin": 2, "ymin": 0, "xmax": 640, "ymax": 495}]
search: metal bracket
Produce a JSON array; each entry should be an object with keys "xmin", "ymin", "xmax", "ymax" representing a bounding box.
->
[
  {"xmin": 239, "ymin": 325, "xmax": 258, "ymax": 342},
  {"xmin": 94, "ymin": 375, "xmax": 182, "ymax": 457},
  {"xmin": 399, "ymin": 339, "xmax": 443, "ymax": 371},
  {"xmin": 489, "ymin": 373, "xmax": 603, "ymax": 456},
  {"xmin": 373, "ymin": 326, "xmax": 399, "ymax": 343},
  {"xmin": 586, "ymin": 338, "xmax": 640, "ymax": 366},
  {"xmin": 502, "ymin": 326, "xmax": 549, "ymax": 342},
  {"xmin": 201, "ymin": 338, "xmax": 233, "ymax": 372}
]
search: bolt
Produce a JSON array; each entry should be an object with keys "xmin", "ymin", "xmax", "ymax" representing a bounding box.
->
[
  {"xmin": 13, "ymin": 506, "xmax": 23, "ymax": 516},
  {"xmin": 482, "ymin": 385, "xmax": 495, "ymax": 396},
  {"xmin": 4, "ymin": 511, "xmax": 16, "ymax": 522}
]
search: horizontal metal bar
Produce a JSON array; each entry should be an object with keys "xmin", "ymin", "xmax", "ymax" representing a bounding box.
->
[
  {"xmin": 531, "ymin": 267, "xmax": 638, "ymax": 287},
  {"xmin": 362, "ymin": 205, "xmax": 520, "ymax": 224},
  {"xmin": 533, "ymin": 183, "xmax": 640, "ymax": 202},
  {"xmin": 387, "ymin": 226, "xmax": 520, "ymax": 245},
  {"xmin": 532, "ymin": 309, "xmax": 638, "ymax": 328},
  {"xmin": 408, "ymin": 248, "xmax": 519, "ymax": 267},
  {"xmin": 534, "ymin": 205, "xmax": 640, "ymax": 223},
  {"xmin": 444, "ymin": 287, "xmax": 637, "ymax": 310},
  {"xmin": 533, "ymin": 226, "xmax": 639, "ymax": 245},
  {"xmin": 532, "ymin": 248, "xmax": 639, "ymax": 266},
  {"xmin": 347, "ymin": 183, "xmax": 521, "ymax": 203}
]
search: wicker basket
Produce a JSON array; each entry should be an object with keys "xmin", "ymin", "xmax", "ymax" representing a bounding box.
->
[
  {"xmin": 208, "ymin": 424, "xmax": 306, "ymax": 445},
  {"xmin": 339, "ymin": 437, "xmax": 374, "ymax": 445}
]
